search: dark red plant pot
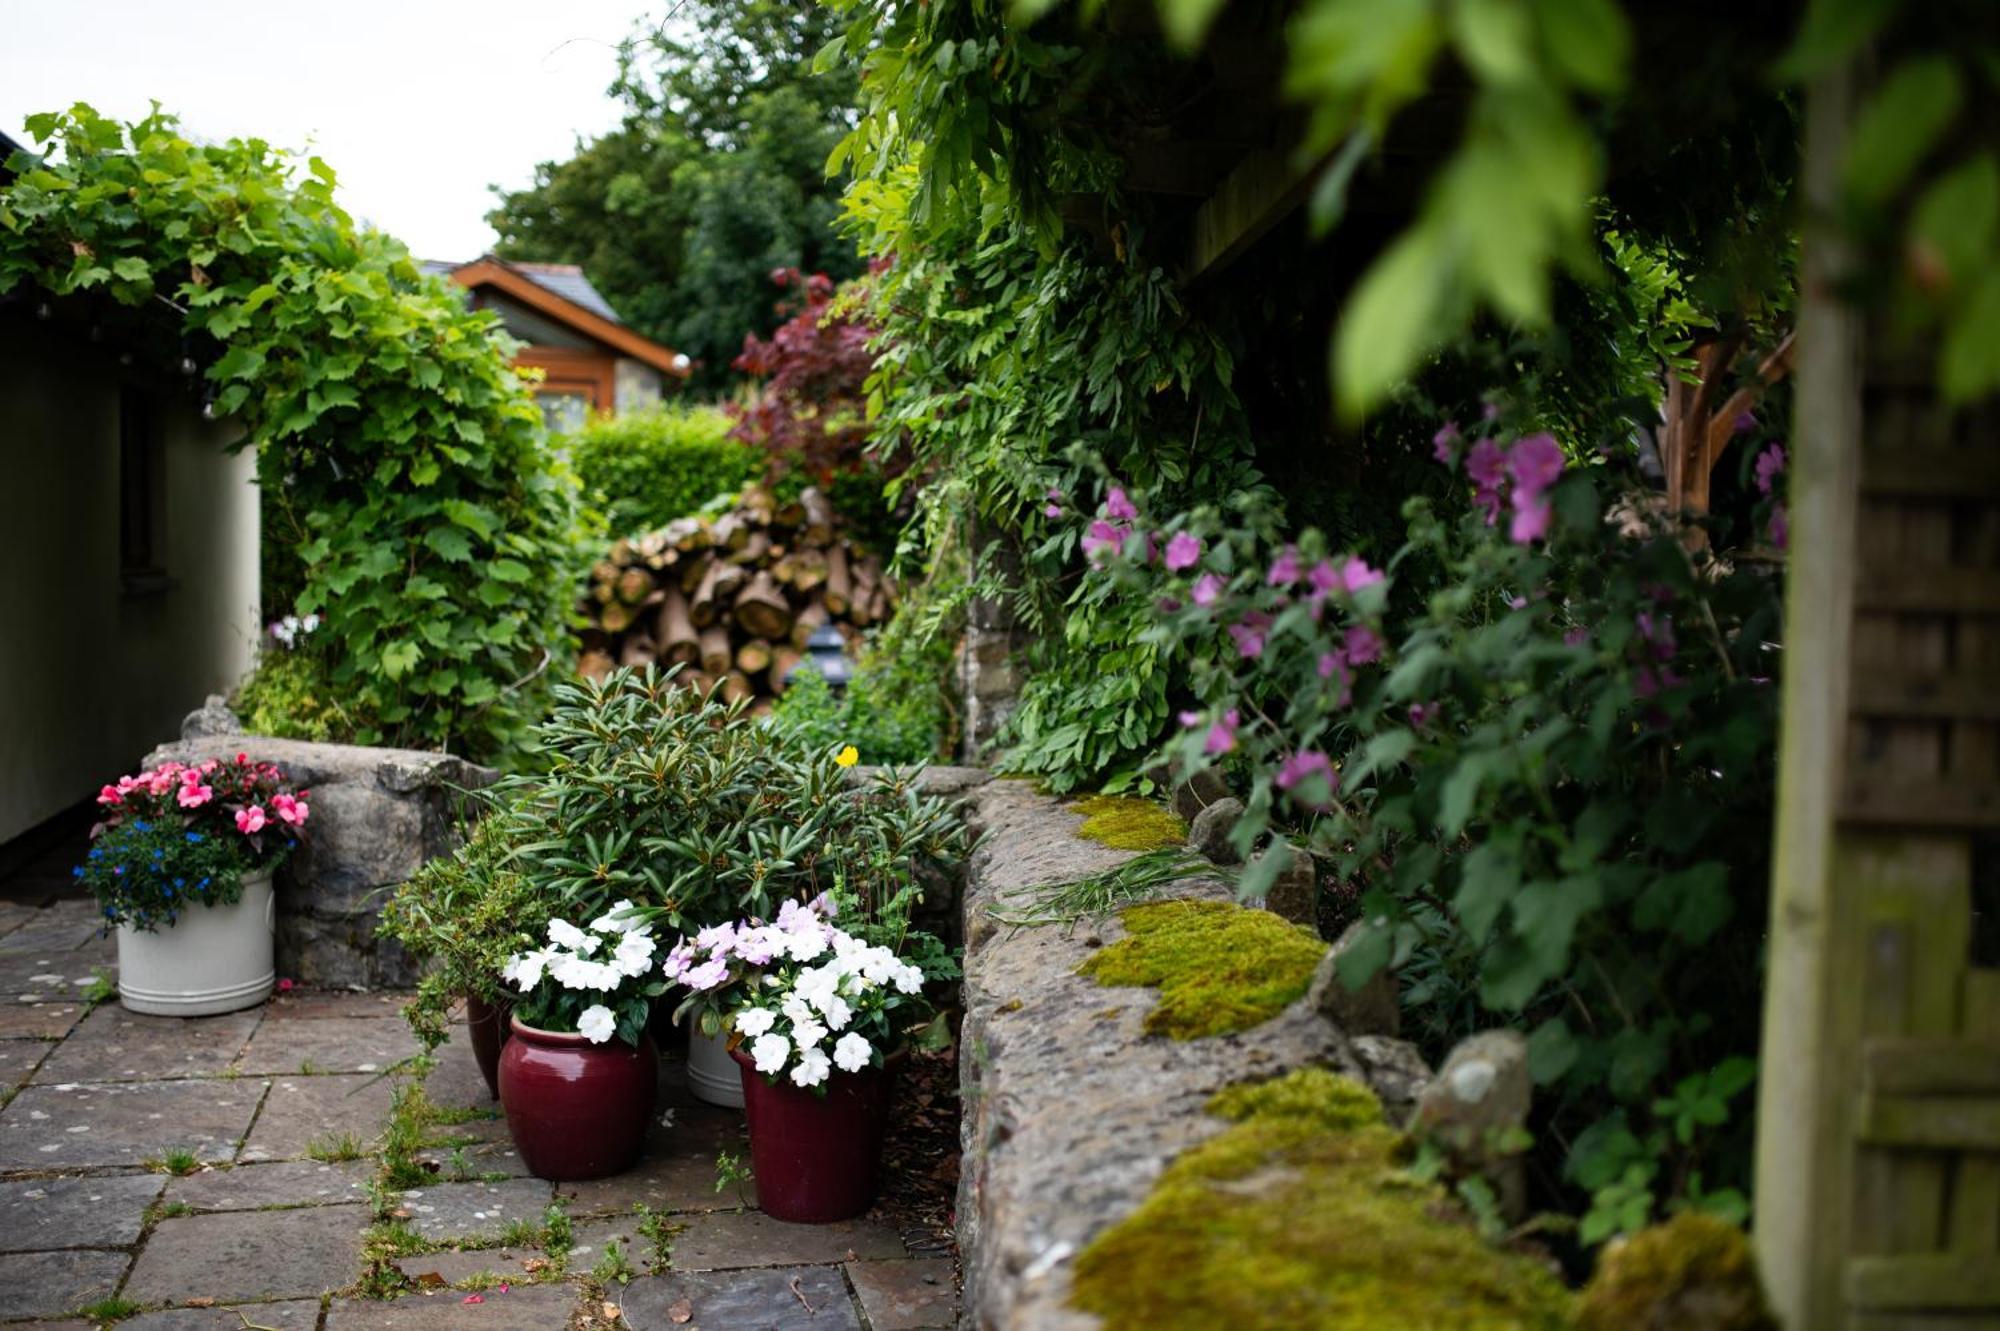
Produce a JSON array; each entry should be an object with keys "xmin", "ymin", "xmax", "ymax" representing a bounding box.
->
[
  {"xmin": 732, "ymin": 1046, "xmax": 900, "ymax": 1223},
  {"xmin": 465, "ymin": 994, "xmax": 514, "ymax": 1101},
  {"xmin": 499, "ymin": 1016, "xmax": 657, "ymax": 1181}
]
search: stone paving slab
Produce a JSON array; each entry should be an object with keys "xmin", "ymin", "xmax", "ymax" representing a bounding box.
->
[
  {"xmin": 164, "ymin": 1159, "xmax": 374, "ymax": 1211},
  {"xmin": 118, "ymin": 1299, "xmax": 322, "ymax": 1330},
  {"xmin": 413, "ymin": 1136, "xmax": 531, "ymax": 1179},
  {"xmin": 0, "ymin": 1248, "xmax": 131, "ymax": 1320},
  {"xmin": 617, "ymin": 1265, "xmax": 861, "ymax": 1331},
  {"xmin": 0, "ymin": 1077, "xmax": 267, "ymax": 1169},
  {"xmin": 419, "ymin": 1047, "xmax": 495, "ymax": 1111},
  {"xmin": 235, "ymin": 1016, "xmax": 421, "ymax": 1076},
  {"xmin": 240, "ymin": 1074, "xmax": 393, "ymax": 1162},
  {"xmin": 567, "ymin": 1213, "xmax": 671, "ymax": 1275},
  {"xmin": 396, "ymin": 1177, "xmax": 553, "ymax": 1244},
  {"xmin": 0, "ymin": 953, "xmax": 107, "ymax": 1002},
  {"xmin": 847, "ymin": 1257, "xmax": 960, "ymax": 1330},
  {"xmin": 266, "ymin": 990, "xmax": 409, "ymax": 1020},
  {"xmin": 669, "ymin": 1209, "xmax": 906, "ymax": 1271},
  {"xmin": 123, "ymin": 1202, "xmax": 368, "ymax": 1304},
  {"xmin": 326, "ymin": 1283, "xmax": 580, "ymax": 1329},
  {"xmin": 32, "ymin": 1006, "xmax": 260, "ymax": 1084},
  {"xmin": 394, "ymin": 1245, "xmax": 544, "ymax": 1288},
  {"xmin": 555, "ymin": 1140, "xmax": 754, "ymax": 1216},
  {"xmin": 0, "ymin": 1170, "xmax": 163, "ymax": 1250},
  {"xmin": 0, "ymin": 904, "xmax": 103, "ymax": 957},
  {"xmin": 0, "ymin": 1002, "xmax": 83, "ymax": 1040},
  {"xmin": 0, "ymin": 1037, "xmax": 54, "ymax": 1087}
]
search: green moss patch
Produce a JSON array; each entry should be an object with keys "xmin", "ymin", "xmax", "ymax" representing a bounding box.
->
[
  {"xmin": 1070, "ymin": 795, "xmax": 1187, "ymax": 851},
  {"xmin": 1576, "ymin": 1212, "xmax": 1774, "ymax": 1331},
  {"xmin": 1070, "ymin": 1067, "xmax": 1574, "ymax": 1331},
  {"xmin": 1079, "ymin": 901, "xmax": 1325, "ymax": 1039}
]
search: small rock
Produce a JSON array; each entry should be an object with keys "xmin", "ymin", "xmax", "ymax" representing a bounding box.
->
[
  {"xmin": 1185, "ymin": 797, "xmax": 1245, "ymax": 865},
  {"xmin": 1576, "ymin": 1212, "xmax": 1777, "ymax": 1331},
  {"xmin": 181, "ymin": 694, "xmax": 242, "ymax": 739},
  {"xmin": 1309, "ymin": 922, "xmax": 1400, "ymax": 1037},
  {"xmin": 1256, "ymin": 842, "xmax": 1317, "ymax": 928},
  {"xmin": 1410, "ymin": 1029, "xmax": 1531, "ymax": 1220},
  {"xmin": 1349, "ymin": 1035, "xmax": 1431, "ymax": 1124},
  {"xmin": 1170, "ymin": 768, "xmax": 1230, "ymax": 822}
]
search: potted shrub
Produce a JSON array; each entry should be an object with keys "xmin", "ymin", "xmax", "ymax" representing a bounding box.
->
[
  {"xmin": 496, "ymin": 903, "xmax": 667, "ymax": 1180},
  {"xmin": 77, "ymin": 755, "xmax": 307, "ymax": 1016},
  {"xmin": 672, "ymin": 889, "xmax": 957, "ymax": 1222}
]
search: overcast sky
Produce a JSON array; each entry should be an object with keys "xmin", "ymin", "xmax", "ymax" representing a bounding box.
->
[{"xmin": 0, "ymin": 0, "xmax": 653, "ymax": 261}]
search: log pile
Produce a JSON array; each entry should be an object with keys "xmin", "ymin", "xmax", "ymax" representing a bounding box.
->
[{"xmin": 577, "ymin": 486, "xmax": 893, "ymax": 712}]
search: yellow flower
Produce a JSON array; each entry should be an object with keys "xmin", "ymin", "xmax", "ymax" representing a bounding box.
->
[{"xmin": 835, "ymin": 745, "xmax": 860, "ymax": 768}]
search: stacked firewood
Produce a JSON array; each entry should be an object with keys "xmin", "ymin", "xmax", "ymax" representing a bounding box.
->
[{"xmin": 576, "ymin": 485, "xmax": 894, "ymax": 711}]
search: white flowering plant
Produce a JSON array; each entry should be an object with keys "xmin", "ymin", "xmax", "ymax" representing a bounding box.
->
[
  {"xmin": 666, "ymin": 892, "xmax": 956, "ymax": 1093},
  {"xmin": 501, "ymin": 900, "xmax": 668, "ymax": 1046}
]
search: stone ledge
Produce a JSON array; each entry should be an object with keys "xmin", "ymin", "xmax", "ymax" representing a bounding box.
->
[
  {"xmin": 955, "ymin": 780, "xmax": 1427, "ymax": 1331},
  {"xmin": 144, "ymin": 733, "xmax": 495, "ymax": 989}
]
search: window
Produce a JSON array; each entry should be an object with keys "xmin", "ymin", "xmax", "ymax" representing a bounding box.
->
[
  {"xmin": 537, "ymin": 389, "xmax": 593, "ymax": 437},
  {"xmin": 119, "ymin": 386, "xmax": 169, "ymax": 593}
]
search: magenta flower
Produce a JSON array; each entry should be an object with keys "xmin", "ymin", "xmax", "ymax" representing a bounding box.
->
[
  {"xmin": 1466, "ymin": 437, "xmax": 1506, "ymax": 525},
  {"xmin": 1734, "ymin": 410, "xmax": 1757, "ymax": 434},
  {"xmin": 1509, "ymin": 494, "xmax": 1552, "ymax": 544},
  {"xmin": 1768, "ymin": 502, "xmax": 1788, "ymax": 549},
  {"xmin": 1164, "ymin": 531, "xmax": 1202, "ymax": 572},
  {"xmin": 1082, "ymin": 519, "xmax": 1128, "ymax": 559},
  {"xmin": 1044, "ymin": 502, "xmax": 1062, "ymax": 519},
  {"xmin": 1266, "ymin": 546, "xmax": 1301, "ymax": 587},
  {"xmin": 1276, "ymin": 750, "xmax": 1338, "ymax": 807},
  {"xmin": 97, "ymin": 784, "xmax": 122, "ymax": 807},
  {"xmin": 1342, "ymin": 624, "xmax": 1384, "ymax": 665},
  {"xmin": 177, "ymin": 782, "xmax": 214, "ymax": 809},
  {"xmin": 1317, "ymin": 650, "xmax": 1346, "ymax": 680},
  {"xmin": 236, "ymin": 805, "xmax": 268, "ymax": 835},
  {"xmin": 1408, "ymin": 701, "xmax": 1438, "ymax": 728},
  {"xmin": 1754, "ymin": 443, "xmax": 1786, "ymax": 496},
  {"xmin": 1432, "ymin": 423, "xmax": 1461, "ymax": 465},
  {"xmin": 1564, "ymin": 627, "xmax": 1589, "ymax": 648},
  {"xmin": 1197, "ymin": 708, "xmax": 1240, "ymax": 756},
  {"xmin": 1339, "ymin": 557, "xmax": 1384, "ymax": 593},
  {"xmin": 1306, "ymin": 560, "xmax": 1339, "ymax": 599},
  {"xmin": 1178, "ymin": 710, "xmax": 1202, "ymax": 727},
  {"xmin": 1191, "ymin": 573, "xmax": 1225, "ymax": 607},
  {"xmin": 1105, "ymin": 486, "xmax": 1138, "ymax": 521},
  {"xmin": 1229, "ymin": 613, "xmax": 1270, "ymax": 659},
  {"xmin": 1506, "ymin": 433, "xmax": 1564, "ymax": 499}
]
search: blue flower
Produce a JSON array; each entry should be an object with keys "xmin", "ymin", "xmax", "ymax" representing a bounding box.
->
[
  {"xmin": 133, "ymin": 820, "xmax": 151, "ymax": 832},
  {"xmin": 71, "ymin": 866, "xmax": 83, "ymax": 879},
  {"xmin": 186, "ymin": 832, "xmax": 204, "ymax": 844},
  {"xmin": 88, "ymin": 847, "xmax": 103, "ymax": 860}
]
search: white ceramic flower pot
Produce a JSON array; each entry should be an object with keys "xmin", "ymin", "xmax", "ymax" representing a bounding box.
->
[
  {"xmin": 687, "ymin": 1021, "xmax": 746, "ymax": 1109},
  {"xmin": 117, "ymin": 868, "xmax": 276, "ymax": 1016}
]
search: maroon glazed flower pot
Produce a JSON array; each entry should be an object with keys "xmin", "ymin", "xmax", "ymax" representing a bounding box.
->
[
  {"xmin": 732, "ymin": 1046, "xmax": 901, "ymax": 1223},
  {"xmin": 465, "ymin": 993, "xmax": 513, "ymax": 1101},
  {"xmin": 499, "ymin": 1016, "xmax": 657, "ymax": 1181}
]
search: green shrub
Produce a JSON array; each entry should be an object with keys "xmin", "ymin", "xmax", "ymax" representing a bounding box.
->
[
  {"xmin": 567, "ymin": 404, "xmax": 760, "ymax": 536},
  {"xmin": 232, "ymin": 646, "xmax": 365, "ymax": 744},
  {"xmin": 766, "ymin": 645, "xmax": 951, "ymax": 767}
]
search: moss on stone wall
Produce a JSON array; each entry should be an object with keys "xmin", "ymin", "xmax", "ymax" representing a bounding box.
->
[
  {"xmin": 1070, "ymin": 1067, "xmax": 1575, "ymax": 1330},
  {"xmin": 1069, "ymin": 794, "xmax": 1187, "ymax": 851},
  {"xmin": 1574, "ymin": 1212, "xmax": 1776, "ymax": 1331},
  {"xmin": 1078, "ymin": 901, "xmax": 1325, "ymax": 1038}
]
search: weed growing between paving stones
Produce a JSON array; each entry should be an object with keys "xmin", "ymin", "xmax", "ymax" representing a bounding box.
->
[
  {"xmin": 74, "ymin": 1295, "xmax": 142, "ymax": 1323},
  {"xmin": 80, "ymin": 966, "xmax": 116, "ymax": 1008},
  {"xmin": 591, "ymin": 1239, "xmax": 637, "ymax": 1286},
  {"xmin": 497, "ymin": 1216, "xmax": 546, "ymax": 1250},
  {"xmin": 714, "ymin": 1149, "xmax": 753, "ymax": 1204},
  {"xmin": 147, "ymin": 1147, "xmax": 201, "ymax": 1175},
  {"xmin": 148, "ymin": 1199, "xmax": 196, "ymax": 1221},
  {"xmin": 544, "ymin": 1200, "xmax": 575, "ymax": 1266},
  {"xmin": 633, "ymin": 1204, "xmax": 682, "ymax": 1271},
  {"xmin": 309, "ymin": 1132, "xmax": 365, "ymax": 1163}
]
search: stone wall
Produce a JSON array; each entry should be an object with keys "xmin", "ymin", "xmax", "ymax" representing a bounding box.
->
[
  {"xmin": 147, "ymin": 710, "xmax": 493, "ymax": 988},
  {"xmin": 954, "ymin": 779, "xmax": 1431, "ymax": 1331}
]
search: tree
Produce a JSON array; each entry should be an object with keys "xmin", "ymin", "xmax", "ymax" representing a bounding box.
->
[{"xmin": 486, "ymin": 0, "xmax": 861, "ymax": 386}]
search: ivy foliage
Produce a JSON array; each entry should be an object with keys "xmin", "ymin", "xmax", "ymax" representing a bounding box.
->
[{"xmin": 0, "ymin": 105, "xmax": 582, "ymax": 760}]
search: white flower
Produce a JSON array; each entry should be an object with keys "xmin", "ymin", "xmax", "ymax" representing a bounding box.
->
[
  {"xmin": 547, "ymin": 918, "xmax": 598, "ymax": 955},
  {"xmin": 733, "ymin": 1007, "xmax": 776, "ymax": 1039},
  {"xmin": 577, "ymin": 1005, "xmax": 616, "ymax": 1044},
  {"xmin": 833, "ymin": 1032, "xmax": 872, "ymax": 1073},
  {"xmin": 893, "ymin": 964, "xmax": 925, "ymax": 995},
  {"xmin": 781, "ymin": 995, "xmax": 815, "ymax": 1027},
  {"xmin": 552, "ymin": 954, "xmax": 620, "ymax": 992},
  {"xmin": 790, "ymin": 1045, "xmax": 831, "ymax": 1088},
  {"xmin": 590, "ymin": 900, "xmax": 645, "ymax": 934},
  {"xmin": 821, "ymin": 995, "xmax": 853, "ymax": 1031},
  {"xmin": 859, "ymin": 947, "xmax": 898, "ymax": 984},
  {"xmin": 785, "ymin": 928, "xmax": 828, "ymax": 963},
  {"xmin": 750, "ymin": 1033, "xmax": 791, "ymax": 1074},
  {"xmin": 795, "ymin": 965, "xmax": 840, "ymax": 1012},
  {"xmin": 791, "ymin": 1016, "xmax": 827, "ymax": 1049},
  {"xmin": 502, "ymin": 949, "xmax": 549, "ymax": 993},
  {"xmin": 612, "ymin": 931, "xmax": 657, "ymax": 977}
]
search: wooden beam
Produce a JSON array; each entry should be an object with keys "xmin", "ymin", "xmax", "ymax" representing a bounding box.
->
[
  {"xmin": 447, "ymin": 258, "xmax": 691, "ymax": 379},
  {"xmin": 1182, "ymin": 148, "xmax": 1323, "ymax": 283}
]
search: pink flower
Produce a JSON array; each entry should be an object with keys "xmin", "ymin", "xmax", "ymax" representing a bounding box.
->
[
  {"xmin": 272, "ymin": 793, "xmax": 309, "ymax": 826},
  {"xmin": 1190, "ymin": 573, "xmax": 1225, "ymax": 607},
  {"xmin": 1044, "ymin": 502, "xmax": 1062, "ymax": 519},
  {"xmin": 1342, "ymin": 624, "xmax": 1384, "ymax": 665},
  {"xmin": 276, "ymin": 978, "xmax": 295, "ymax": 993},
  {"xmin": 1105, "ymin": 486, "xmax": 1138, "ymax": 521},
  {"xmin": 1432, "ymin": 423, "xmax": 1461, "ymax": 465},
  {"xmin": 1754, "ymin": 443, "xmax": 1786, "ymax": 496},
  {"xmin": 1229, "ymin": 613, "xmax": 1270, "ymax": 659},
  {"xmin": 1317, "ymin": 650, "xmax": 1346, "ymax": 680},
  {"xmin": 1408, "ymin": 701, "xmax": 1438, "ymax": 728},
  {"xmin": 1339, "ymin": 558, "xmax": 1384, "ymax": 593},
  {"xmin": 1267, "ymin": 545, "xmax": 1302, "ymax": 587},
  {"xmin": 1505, "ymin": 433, "xmax": 1564, "ymax": 500},
  {"xmin": 1768, "ymin": 502, "xmax": 1788, "ymax": 549},
  {"xmin": 1564, "ymin": 627, "xmax": 1589, "ymax": 648},
  {"xmin": 1734, "ymin": 410, "xmax": 1757, "ymax": 434},
  {"xmin": 1276, "ymin": 750, "xmax": 1337, "ymax": 807},
  {"xmin": 177, "ymin": 783, "xmax": 214, "ymax": 809},
  {"xmin": 1306, "ymin": 561, "xmax": 1339, "ymax": 599},
  {"xmin": 1467, "ymin": 438, "xmax": 1506, "ymax": 525},
  {"xmin": 1164, "ymin": 531, "xmax": 1202, "ymax": 572},
  {"xmin": 1204, "ymin": 709, "xmax": 1240, "ymax": 756},
  {"xmin": 97, "ymin": 785, "xmax": 123, "ymax": 807},
  {"xmin": 236, "ymin": 805, "xmax": 268, "ymax": 835},
  {"xmin": 1082, "ymin": 519, "xmax": 1128, "ymax": 560},
  {"xmin": 1508, "ymin": 494, "xmax": 1552, "ymax": 544}
]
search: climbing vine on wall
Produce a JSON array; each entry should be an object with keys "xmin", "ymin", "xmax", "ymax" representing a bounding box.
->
[{"xmin": 0, "ymin": 105, "xmax": 582, "ymax": 761}]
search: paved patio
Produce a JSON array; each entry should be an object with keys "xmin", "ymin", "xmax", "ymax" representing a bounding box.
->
[{"xmin": 0, "ymin": 898, "xmax": 957, "ymax": 1330}]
